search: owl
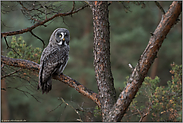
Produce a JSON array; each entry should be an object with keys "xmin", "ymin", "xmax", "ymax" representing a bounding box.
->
[{"xmin": 38, "ymin": 28, "xmax": 70, "ymax": 94}]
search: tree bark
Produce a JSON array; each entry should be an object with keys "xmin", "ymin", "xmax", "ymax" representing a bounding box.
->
[
  {"xmin": 1, "ymin": 78, "xmax": 10, "ymax": 120},
  {"xmin": 106, "ymin": 1, "xmax": 182, "ymax": 121},
  {"xmin": 89, "ymin": 1, "xmax": 116, "ymax": 122}
]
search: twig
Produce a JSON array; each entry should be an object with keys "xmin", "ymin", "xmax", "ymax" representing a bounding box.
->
[
  {"xmin": 18, "ymin": 1, "xmax": 41, "ymax": 23},
  {"xmin": 59, "ymin": 97, "xmax": 83, "ymax": 122},
  {"xmin": 139, "ymin": 106, "xmax": 151, "ymax": 122},
  {"xmin": 155, "ymin": 1, "xmax": 165, "ymax": 14},
  {"xmin": 139, "ymin": 113, "xmax": 148, "ymax": 122},
  {"xmin": 1, "ymin": 68, "xmax": 22, "ymax": 79},
  {"xmin": 29, "ymin": 30, "xmax": 45, "ymax": 49},
  {"xmin": 4, "ymin": 37, "xmax": 21, "ymax": 56},
  {"xmin": 15, "ymin": 87, "xmax": 41, "ymax": 103},
  {"xmin": 39, "ymin": 2, "xmax": 47, "ymax": 19},
  {"xmin": 49, "ymin": 102, "xmax": 63, "ymax": 113},
  {"xmin": 1, "ymin": 4, "xmax": 89, "ymax": 37},
  {"xmin": 4, "ymin": 36, "xmax": 11, "ymax": 49},
  {"xmin": 70, "ymin": 1, "xmax": 75, "ymax": 17}
]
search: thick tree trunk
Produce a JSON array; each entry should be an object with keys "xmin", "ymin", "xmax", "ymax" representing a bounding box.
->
[
  {"xmin": 1, "ymin": 78, "xmax": 10, "ymax": 120},
  {"xmin": 89, "ymin": 1, "xmax": 116, "ymax": 122}
]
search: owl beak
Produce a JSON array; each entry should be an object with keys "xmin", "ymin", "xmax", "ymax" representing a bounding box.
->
[{"xmin": 63, "ymin": 38, "xmax": 65, "ymax": 41}]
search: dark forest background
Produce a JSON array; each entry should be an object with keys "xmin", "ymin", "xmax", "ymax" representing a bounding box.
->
[{"xmin": 1, "ymin": 1, "xmax": 182, "ymax": 121}]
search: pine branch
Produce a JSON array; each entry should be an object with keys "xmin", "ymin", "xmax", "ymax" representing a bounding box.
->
[{"xmin": 1, "ymin": 55, "xmax": 101, "ymax": 107}]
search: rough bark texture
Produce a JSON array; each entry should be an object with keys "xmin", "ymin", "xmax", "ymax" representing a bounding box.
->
[
  {"xmin": 1, "ymin": 55, "xmax": 101, "ymax": 107},
  {"xmin": 89, "ymin": 1, "xmax": 116, "ymax": 122},
  {"xmin": 106, "ymin": 1, "xmax": 182, "ymax": 121}
]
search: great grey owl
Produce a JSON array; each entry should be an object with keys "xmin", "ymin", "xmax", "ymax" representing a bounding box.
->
[{"xmin": 38, "ymin": 28, "xmax": 70, "ymax": 94}]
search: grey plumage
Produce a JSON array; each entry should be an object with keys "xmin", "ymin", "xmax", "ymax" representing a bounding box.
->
[{"xmin": 38, "ymin": 28, "xmax": 70, "ymax": 94}]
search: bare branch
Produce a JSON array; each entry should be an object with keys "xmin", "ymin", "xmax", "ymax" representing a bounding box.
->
[
  {"xmin": 18, "ymin": 1, "xmax": 41, "ymax": 23},
  {"xmin": 58, "ymin": 97, "xmax": 83, "ymax": 122},
  {"xmin": 70, "ymin": 1, "xmax": 75, "ymax": 13},
  {"xmin": 1, "ymin": 68, "xmax": 22, "ymax": 79},
  {"xmin": 15, "ymin": 87, "xmax": 41, "ymax": 103},
  {"xmin": 4, "ymin": 37, "xmax": 21, "ymax": 56},
  {"xmin": 155, "ymin": 1, "xmax": 165, "ymax": 14},
  {"xmin": 1, "ymin": 55, "xmax": 101, "ymax": 107},
  {"xmin": 29, "ymin": 30, "xmax": 45, "ymax": 49},
  {"xmin": 49, "ymin": 102, "xmax": 63, "ymax": 113},
  {"xmin": 139, "ymin": 106, "xmax": 150, "ymax": 122},
  {"xmin": 1, "ymin": 4, "xmax": 89, "ymax": 37}
]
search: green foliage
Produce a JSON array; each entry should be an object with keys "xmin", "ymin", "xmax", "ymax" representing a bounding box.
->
[
  {"xmin": 93, "ymin": 106, "xmax": 101, "ymax": 118},
  {"xmin": 124, "ymin": 63, "xmax": 182, "ymax": 122},
  {"xmin": 7, "ymin": 36, "xmax": 42, "ymax": 63}
]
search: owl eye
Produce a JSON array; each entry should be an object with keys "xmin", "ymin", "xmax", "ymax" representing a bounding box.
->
[{"xmin": 59, "ymin": 34, "xmax": 62, "ymax": 38}]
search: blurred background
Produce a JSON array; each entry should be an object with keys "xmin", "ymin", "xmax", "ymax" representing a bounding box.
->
[{"xmin": 1, "ymin": 1, "xmax": 182, "ymax": 122}]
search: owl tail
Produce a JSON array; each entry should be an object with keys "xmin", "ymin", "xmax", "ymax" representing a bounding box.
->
[{"xmin": 38, "ymin": 76, "xmax": 52, "ymax": 94}]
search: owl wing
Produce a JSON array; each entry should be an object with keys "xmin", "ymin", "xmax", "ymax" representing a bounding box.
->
[{"xmin": 39, "ymin": 45, "xmax": 69, "ymax": 93}]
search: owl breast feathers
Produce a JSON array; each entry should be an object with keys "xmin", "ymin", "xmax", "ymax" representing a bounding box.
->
[{"xmin": 38, "ymin": 28, "xmax": 70, "ymax": 94}]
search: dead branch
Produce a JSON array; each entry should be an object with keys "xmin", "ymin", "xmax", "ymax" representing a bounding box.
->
[
  {"xmin": 1, "ymin": 68, "xmax": 22, "ymax": 79},
  {"xmin": 58, "ymin": 97, "xmax": 83, "ymax": 122},
  {"xmin": 1, "ymin": 4, "xmax": 89, "ymax": 37},
  {"xmin": 15, "ymin": 87, "xmax": 41, "ymax": 103},
  {"xmin": 107, "ymin": 1, "xmax": 182, "ymax": 121},
  {"xmin": 18, "ymin": 1, "xmax": 41, "ymax": 23},
  {"xmin": 29, "ymin": 30, "xmax": 45, "ymax": 49},
  {"xmin": 4, "ymin": 37, "xmax": 20, "ymax": 56},
  {"xmin": 1, "ymin": 55, "xmax": 101, "ymax": 107},
  {"xmin": 155, "ymin": 1, "xmax": 166, "ymax": 14}
]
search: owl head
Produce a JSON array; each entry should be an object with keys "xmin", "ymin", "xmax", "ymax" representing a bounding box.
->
[{"xmin": 49, "ymin": 28, "xmax": 70, "ymax": 46}]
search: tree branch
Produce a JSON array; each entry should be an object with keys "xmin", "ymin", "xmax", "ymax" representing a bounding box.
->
[
  {"xmin": 1, "ymin": 68, "xmax": 22, "ymax": 79},
  {"xmin": 107, "ymin": 1, "xmax": 182, "ymax": 121},
  {"xmin": 1, "ymin": 55, "xmax": 100, "ymax": 107},
  {"xmin": 18, "ymin": 1, "xmax": 41, "ymax": 23},
  {"xmin": 155, "ymin": 1, "xmax": 166, "ymax": 14},
  {"xmin": 29, "ymin": 30, "xmax": 45, "ymax": 49},
  {"xmin": 4, "ymin": 37, "xmax": 20, "ymax": 56},
  {"xmin": 1, "ymin": 4, "xmax": 89, "ymax": 37}
]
